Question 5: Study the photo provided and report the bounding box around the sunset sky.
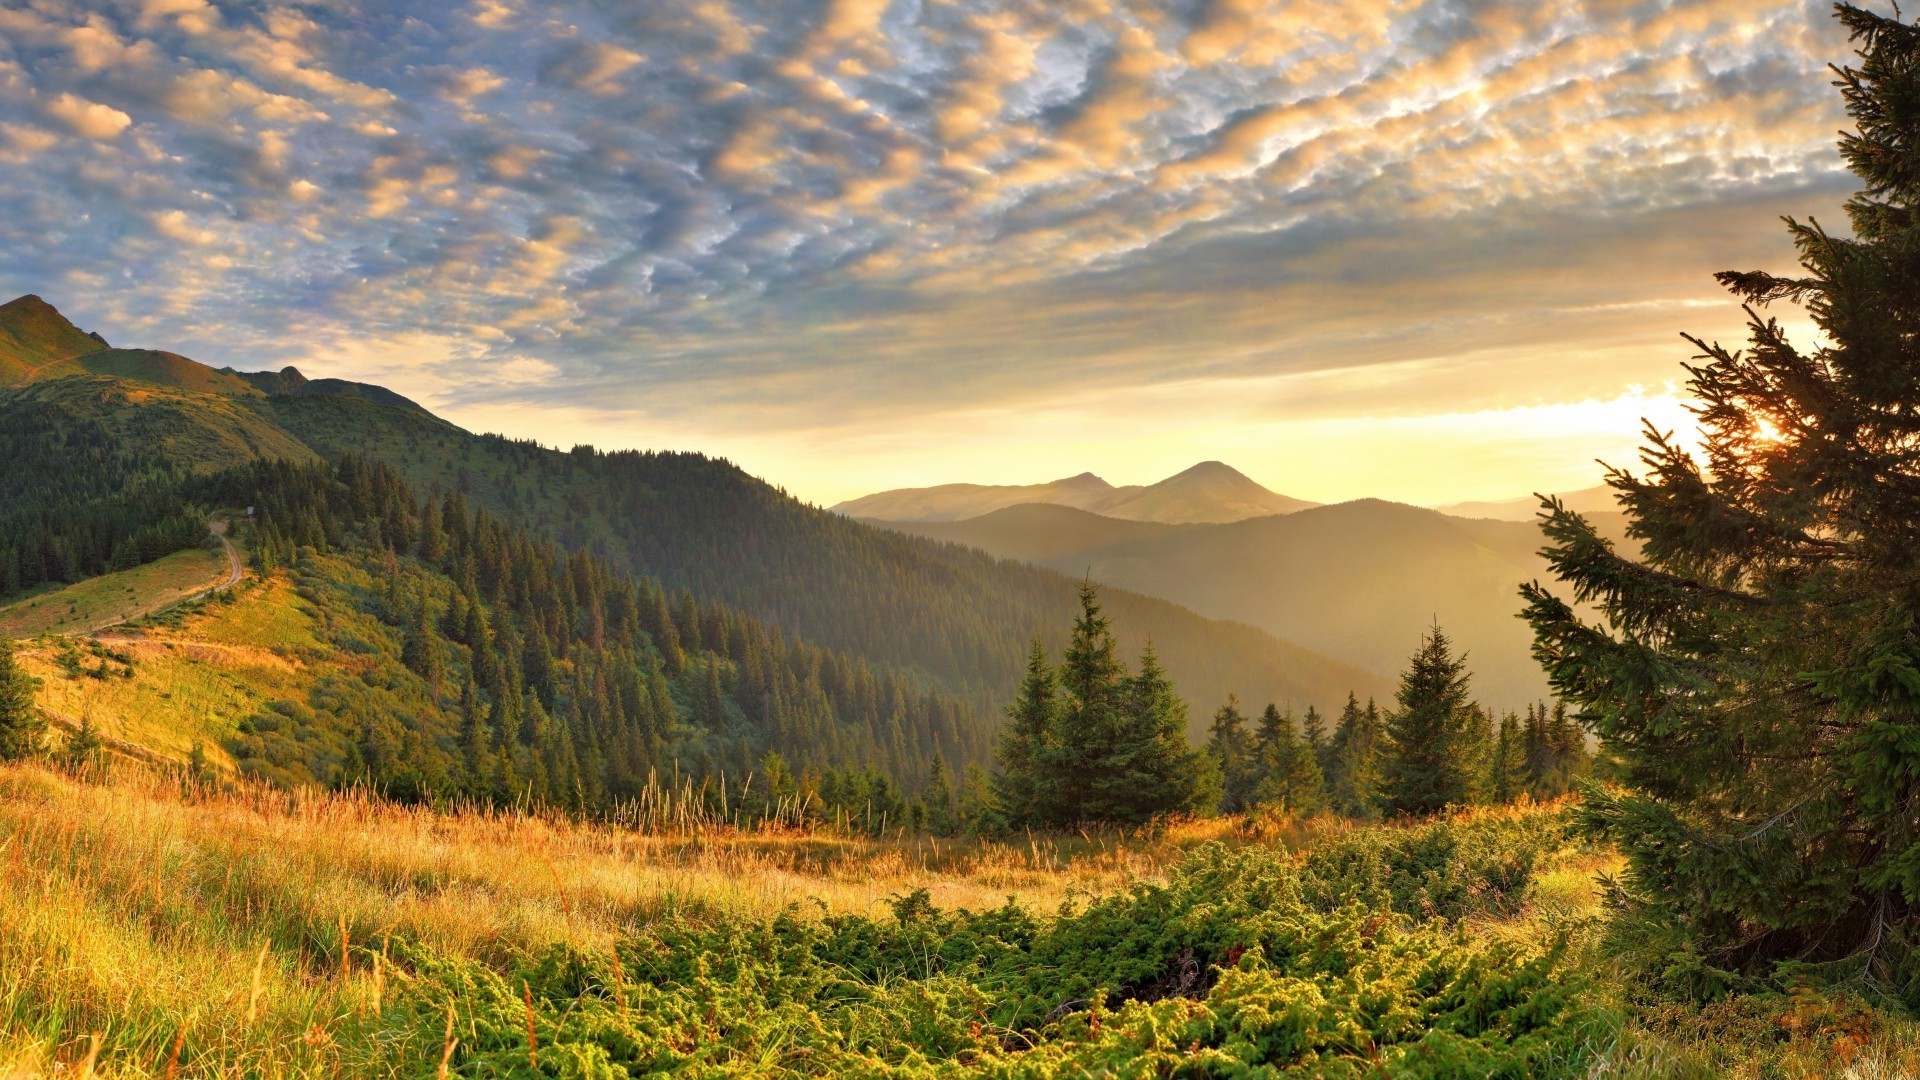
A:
[0,0,1859,506]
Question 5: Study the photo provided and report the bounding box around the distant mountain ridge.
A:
[1436,485,1618,522]
[834,461,1318,524]
[873,499,1640,710]
[0,293,1388,742]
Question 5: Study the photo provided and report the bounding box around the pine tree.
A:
[1488,709,1525,804]
[1106,640,1209,824]
[1381,624,1478,816]
[1522,3,1920,987]
[1206,696,1259,813]
[63,715,103,770]
[1255,703,1324,814]
[1056,583,1126,822]
[1300,705,1330,778]
[991,590,1206,828]
[924,753,957,836]
[0,636,43,761]
[992,640,1058,826]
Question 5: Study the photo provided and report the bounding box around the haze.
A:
[0,0,1851,504]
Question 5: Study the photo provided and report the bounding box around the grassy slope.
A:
[0,768,1904,1078]
[0,377,315,473]
[0,295,105,383]
[0,545,230,637]
[15,573,324,771]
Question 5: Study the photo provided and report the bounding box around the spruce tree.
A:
[1523,3,1920,989]
[0,636,43,761]
[1327,693,1387,818]
[1206,696,1259,813]
[1301,705,1330,779]
[991,640,1059,826]
[1057,583,1126,821]
[1255,703,1324,814]
[991,589,1206,828]
[1488,710,1525,804]
[1382,625,1478,816]
[1103,641,1208,824]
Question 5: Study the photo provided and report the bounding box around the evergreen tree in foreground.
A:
[993,585,1207,827]
[1523,3,1920,995]
[0,637,42,761]
[1382,624,1479,816]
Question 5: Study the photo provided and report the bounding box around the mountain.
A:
[1436,485,1619,521]
[0,294,1386,751]
[833,461,1317,524]
[873,499,1630,709]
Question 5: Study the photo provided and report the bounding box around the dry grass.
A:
[14,578,319,769]
[0,762,1283,1077]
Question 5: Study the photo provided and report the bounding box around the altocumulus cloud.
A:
[0,0,1863,498]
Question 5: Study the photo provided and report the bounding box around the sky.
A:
[0,0,1864,507]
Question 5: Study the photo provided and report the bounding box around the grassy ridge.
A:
[0,545,230,638]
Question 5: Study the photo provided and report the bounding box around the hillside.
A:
[0,295,1385,740]
[880,500,1600,708]
[834,461,1317,524]
[0,294,108,381]
[254,394,1388,722]
[1438,485,1619,521]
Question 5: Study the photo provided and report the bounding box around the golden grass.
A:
[0,761,1282,1077]
[14,578,319,769]
[0,759,1909,1078]
[0,548,230,638]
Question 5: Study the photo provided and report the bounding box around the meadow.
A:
[0,545,231,639]
[0,759,1910,1078]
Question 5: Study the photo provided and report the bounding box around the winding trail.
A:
[79,521,242,635]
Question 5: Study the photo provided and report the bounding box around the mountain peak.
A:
[1,293,111,377]
[1054,471,1113,491]
[1167,460,1248,481]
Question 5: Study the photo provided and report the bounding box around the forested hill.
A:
[264,395,1389,727]
[0,295,1386,743]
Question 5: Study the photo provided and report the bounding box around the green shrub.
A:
[381,834,1611,1077]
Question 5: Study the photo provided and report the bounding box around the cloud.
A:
[43,93,132,140]
[0,0,1866,503]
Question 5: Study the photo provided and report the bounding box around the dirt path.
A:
[208,520,243,592]
[18,352,87,382]
[80,521,241,636]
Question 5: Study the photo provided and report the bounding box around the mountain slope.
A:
[1096,461,1318,523]
[832,472,1124,522]
[1437,485,1618,521]
[0,294,109,380]
[833,461,1316,524]
[1,293,1385,740]
[264,399,1392,727]
[881,500,1577,708]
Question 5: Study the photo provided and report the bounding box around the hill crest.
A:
[833,461,1316,524]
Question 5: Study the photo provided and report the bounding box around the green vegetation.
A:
[0,545,229,637]
[1524,2,1920,1007]
[991,585,1209,828]
[262,393,1386,726]
[0,637,40,760]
